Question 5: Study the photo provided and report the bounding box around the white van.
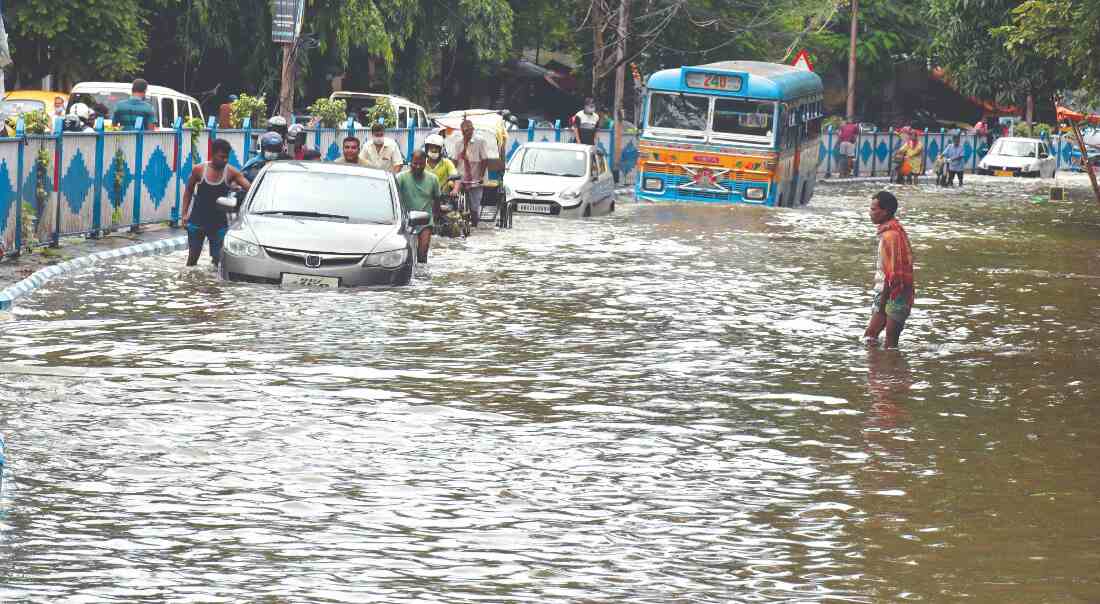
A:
[67,82,204,129]
[328,92,430,129]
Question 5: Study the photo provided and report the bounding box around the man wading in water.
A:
[865,191,914,348]
[181,139,251,267]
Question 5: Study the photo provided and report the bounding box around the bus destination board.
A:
[685,72,743,92]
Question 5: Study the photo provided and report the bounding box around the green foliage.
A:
[928,0,1071,110]
[365,97,397,128]
[21,202,37,248]
[230,94,268,128]
[999,0,1100,103]
[6,0,146,83]
[183,116,205,155]
[110,150,128,223]
[1013,122,1053,138]
[307,98,348,128]
[22,110,53,135]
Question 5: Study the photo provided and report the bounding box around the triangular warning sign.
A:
[792,49,814,72]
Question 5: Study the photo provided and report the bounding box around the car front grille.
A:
[263,247,366,268]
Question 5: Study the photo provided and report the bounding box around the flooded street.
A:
[1,176,1099,602]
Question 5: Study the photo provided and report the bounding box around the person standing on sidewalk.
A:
[571,97,600,145]
[180,139,251,267]
[838,119,859,177]
[864,191,914,348]
[111,79,158,131]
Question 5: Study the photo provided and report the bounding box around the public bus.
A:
[635,61,824,207]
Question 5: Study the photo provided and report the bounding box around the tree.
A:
[998,0,1100,105]
[928,0,1071,123]
[6,0,147,86]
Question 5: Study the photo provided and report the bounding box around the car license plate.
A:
[994,170,1014,177]
[281,273,339,288]
[516,202,552,214]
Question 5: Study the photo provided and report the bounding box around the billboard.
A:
[272,0,304,44]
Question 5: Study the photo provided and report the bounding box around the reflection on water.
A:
[0,176,1099,601]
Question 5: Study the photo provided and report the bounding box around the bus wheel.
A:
[610,199,616,213]
[583,204,592,217]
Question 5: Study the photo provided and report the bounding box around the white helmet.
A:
[424,133,445,148]
[69,102,92,120]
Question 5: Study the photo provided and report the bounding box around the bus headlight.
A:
[643,177,664,192]
[744,186,766,201]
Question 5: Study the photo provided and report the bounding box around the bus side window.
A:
[398,106,408,129]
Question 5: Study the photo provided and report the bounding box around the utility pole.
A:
[612,0,630,154]
[846,0,858,120]
[279,44,294,121]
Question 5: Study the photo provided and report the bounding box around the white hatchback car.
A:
[504,142,616,217]
[977,137,1057,178]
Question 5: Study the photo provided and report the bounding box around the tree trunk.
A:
[846,0,858,120]
[592,0,606,98]
[1026,93,1034,127]
[613,0,630,151]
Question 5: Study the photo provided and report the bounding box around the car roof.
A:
[4,90,68,103]
[264,160,394,179]
[71,82,197,101]
[517,142,592,152]
[997,137,1042,143]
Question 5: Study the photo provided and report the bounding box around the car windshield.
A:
[994,140,1038,158]
[510,148,588,177]
[67,92,132,118]
[647,93,709,132]
[712,98,775,142]
[248,171,395,224]
[0,99,46,117]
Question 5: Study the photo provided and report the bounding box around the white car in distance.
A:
[977,136,1057,178]
[504,142,616,217]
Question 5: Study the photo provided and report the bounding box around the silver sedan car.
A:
[218,161,429,287]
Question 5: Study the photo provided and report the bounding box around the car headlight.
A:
[560,187,582,200]
[366,248,408,269]
[744,186,766,201]
[643,177,663,191]
[224,233,260,257]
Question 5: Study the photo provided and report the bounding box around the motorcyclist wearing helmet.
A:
[240,131,289,182]
[267,115,289,140]
[63,103,95,133]
[287,123,308,159]
[68,103,96,131]
[424,133,457,194]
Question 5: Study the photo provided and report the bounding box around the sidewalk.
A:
[0,225,185,292]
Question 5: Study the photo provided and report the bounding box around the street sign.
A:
[272,0,304,44]
[791,49,814,72]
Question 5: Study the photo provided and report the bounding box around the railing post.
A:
[13,116,25,256]
[206,116,218,161]
[171,116,183,227]
[314,122,322,151]
[554,120,561,142]
[91,117,105,237]
[971,133,979,173]
[406,126,415,166]
[242,117,253,160]
[132,117,145,231]
[825,125,833,177]
[346,117,355,139]
[528,121,535,142]
[51,117,63,247]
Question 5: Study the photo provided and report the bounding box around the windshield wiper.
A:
[522,170,574,177]
[254,210,349,220]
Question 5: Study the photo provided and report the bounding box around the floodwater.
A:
[1,176,1099,602]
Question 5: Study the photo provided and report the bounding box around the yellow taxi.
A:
[2,90,68,119]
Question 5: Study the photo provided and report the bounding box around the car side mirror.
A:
[408,210,430,227]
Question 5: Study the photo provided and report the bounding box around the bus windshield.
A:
[712,98,775,143]
[647,93,709,134]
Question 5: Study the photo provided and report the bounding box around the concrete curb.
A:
[0,236,188,311]
[820,176,893,184]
